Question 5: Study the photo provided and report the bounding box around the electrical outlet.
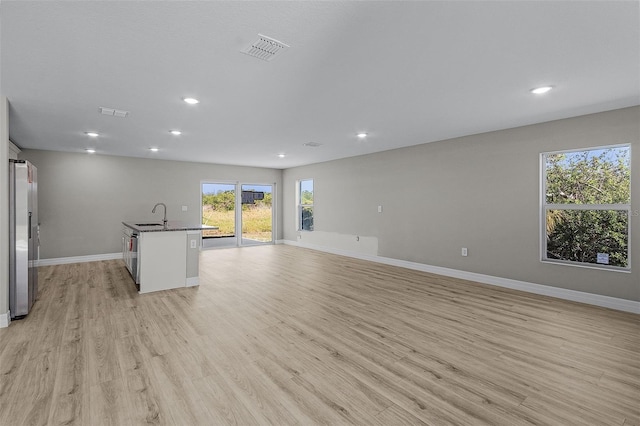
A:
[190,240,197,249]
[182,205,188,212]
[461,247,468,257]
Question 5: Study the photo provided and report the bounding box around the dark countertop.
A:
[122,221,217,233]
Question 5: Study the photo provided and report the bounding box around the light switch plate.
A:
[182,205,188,211]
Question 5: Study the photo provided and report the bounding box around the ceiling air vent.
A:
[99,107,129,118]
[303,142,322,148]
[241,34,289,61]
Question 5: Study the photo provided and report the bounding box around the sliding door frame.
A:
[201,180,276,249]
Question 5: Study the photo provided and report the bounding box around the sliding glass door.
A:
[201,183,237,248]
[241,184,273,245]
[201,182,274,248]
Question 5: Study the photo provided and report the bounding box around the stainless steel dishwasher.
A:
[122,227,140,289]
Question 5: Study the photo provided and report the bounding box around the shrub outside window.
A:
[541,145,631,270]
[298,179,314,231]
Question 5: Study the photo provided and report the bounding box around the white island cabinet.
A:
[122,222,205,294]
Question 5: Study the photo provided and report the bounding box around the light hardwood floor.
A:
[1,245,638,425]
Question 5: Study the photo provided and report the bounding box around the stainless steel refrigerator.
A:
[9,159,39,319]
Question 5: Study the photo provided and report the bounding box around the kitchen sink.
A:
[135,223,163,227]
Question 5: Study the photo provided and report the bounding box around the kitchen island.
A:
[122,221,211,294]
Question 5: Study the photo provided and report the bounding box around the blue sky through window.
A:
[547,146,630,167]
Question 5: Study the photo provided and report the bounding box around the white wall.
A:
[283,106,640,302]
[18,150,283,260]
[0,97,10,325]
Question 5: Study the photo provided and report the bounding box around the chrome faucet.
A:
[152,202,168,227]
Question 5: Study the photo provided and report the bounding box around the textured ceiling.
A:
[1,1,639,169]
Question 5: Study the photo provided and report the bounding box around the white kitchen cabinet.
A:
[138,231,188,294]
[122,222,206,294]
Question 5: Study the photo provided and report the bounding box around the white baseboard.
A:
[283,240,640,314]
[38,252,123,266]
[0,311,10,328]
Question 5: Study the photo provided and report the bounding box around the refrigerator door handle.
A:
[28,212,32,239]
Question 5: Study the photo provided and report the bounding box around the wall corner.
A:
[0,96,10,318]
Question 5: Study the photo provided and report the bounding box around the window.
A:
[201,182,274,248]
[298,179,314,231]
[541,145,631,270]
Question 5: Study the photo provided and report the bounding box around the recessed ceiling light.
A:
[183,97,199,104]
[357,132,368,138]
[149,147,159,152]
[85,149,96,154]
[85,132,99,137]
[169,130,182,135]
[531,86,553,95]
[278,153,286,158]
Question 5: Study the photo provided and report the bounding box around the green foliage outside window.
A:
[202,190,272,239]
[202,190,272,212]
[299,180,314,231]
[301,190,313,205]
[544,146,630,268]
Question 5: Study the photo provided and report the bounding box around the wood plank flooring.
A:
[0,245,638,425]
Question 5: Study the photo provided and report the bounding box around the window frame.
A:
[540,144,632,272]
[297,178,314,232]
